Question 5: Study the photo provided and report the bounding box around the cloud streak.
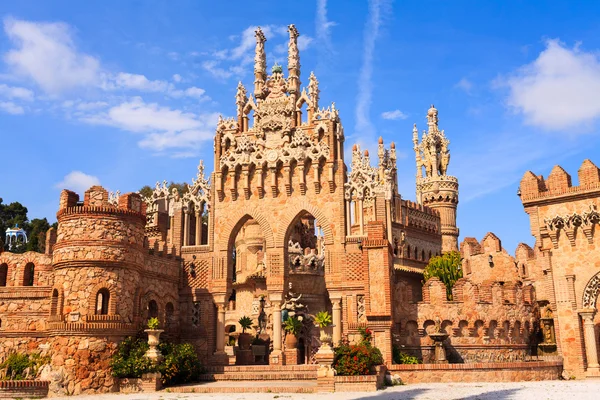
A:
[354,0,389,139]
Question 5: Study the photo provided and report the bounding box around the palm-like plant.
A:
[238,316,253,333]
[283,317,303,336]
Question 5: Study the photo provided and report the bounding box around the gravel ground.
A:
[51,380,600,400]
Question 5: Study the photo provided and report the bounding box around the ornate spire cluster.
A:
[183,160,211,211]
[413,105,451,180]
[254,27,267,96]
[345,140,396,202]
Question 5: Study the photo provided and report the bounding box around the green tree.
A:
[25,218,51,253]
[138,185,153,198]
[423,251,463,300]
[0,198,54,253]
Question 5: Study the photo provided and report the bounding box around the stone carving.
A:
[108,191,120,206]
[288,240,325,273]
[183,160,211,212]
[544,204,599,247]
[281,283,308,321]
[345,145,386,202]
[357,295,366,323]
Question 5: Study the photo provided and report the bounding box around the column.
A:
[215,304,226,354]
[183,210,190,246]
[273,305,282,352]
[580,310,600,373]
[358,199,364,235]
[332,299,342,345]
[169,216,174,246]
[385,200,392,244]
[195,209,202,246]
[345,200,352,236]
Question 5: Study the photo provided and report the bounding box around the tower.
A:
[413,105,459,252]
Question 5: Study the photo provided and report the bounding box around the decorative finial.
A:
[272,63,283,74]
[378,136,384,145]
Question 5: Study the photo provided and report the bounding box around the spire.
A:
[254,27,267,97]
[235,81,247,125]
[427,104,439,133]
[287,24,300,94]
[308,71,320,110]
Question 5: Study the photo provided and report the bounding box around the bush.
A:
[158,342,204,386]
[333,330,383,376]
[392,346,421,364]
[110,337,155,378]
[110,336,204,387]
[0,352,50,380]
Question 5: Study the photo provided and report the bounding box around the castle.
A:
[0,25,599,394]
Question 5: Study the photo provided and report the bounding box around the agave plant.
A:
[314,311,332,328]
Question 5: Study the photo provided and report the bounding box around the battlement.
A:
[421,277,535,306]
[520,159,600,203]
[403,200,439,216]
[57,186,146,221]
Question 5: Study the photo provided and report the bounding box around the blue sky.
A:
[1,0,600,253]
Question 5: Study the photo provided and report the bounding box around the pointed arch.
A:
[275,201,334,246]
[218,206,275,250]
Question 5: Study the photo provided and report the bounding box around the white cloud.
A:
[81,97,219,152]
[455,78,473,94]
[0,101,24,114]
[172,74,182,82]
[3,17,101,94]
[381,110,408,120]
[503,39,600,130]
[110,72,170,92]
[55,171,100,194]
[0,83,34,101]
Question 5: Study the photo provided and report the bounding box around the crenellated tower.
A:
[413,105,459,252]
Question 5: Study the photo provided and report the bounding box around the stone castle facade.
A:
[0,25,599,394]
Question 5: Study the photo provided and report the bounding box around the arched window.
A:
[414,247,418,259]
[165,302,174,329]
[148,300,159,319]
[0,264,7,286]
[421,250,425,261]
[95,288,110,315]
[521,263,527,277]
[23,263,35,286]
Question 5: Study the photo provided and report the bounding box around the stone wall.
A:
[388,360,562,383]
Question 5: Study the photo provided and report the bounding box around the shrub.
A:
[110,336,155,378]
[0,352,50,380]
[392,346,421,364]
[158,343,204,386]
[333,341,383,376]
[110,336,204,387]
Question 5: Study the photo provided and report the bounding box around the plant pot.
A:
[144,329,164,346]
[238,332,252,350]
[144,329,164,363]
[285,334,298,349]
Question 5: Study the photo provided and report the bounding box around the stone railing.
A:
[0,380,49,399]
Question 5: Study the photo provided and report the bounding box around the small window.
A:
[51,289,59,315]
[96,288,110,315]
[0,264,7,286]
[23,263,35,286]
[165,302,175,329]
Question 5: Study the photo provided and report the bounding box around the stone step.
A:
[168,380,318,394]
[205,364,318,373]
[199,371,317,381]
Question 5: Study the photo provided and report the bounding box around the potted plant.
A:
[238,316,253,350]
[144,317,164,363]
[283,316,303,348]
[314,311,333,345]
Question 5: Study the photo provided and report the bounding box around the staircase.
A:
[168,365,319,393]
